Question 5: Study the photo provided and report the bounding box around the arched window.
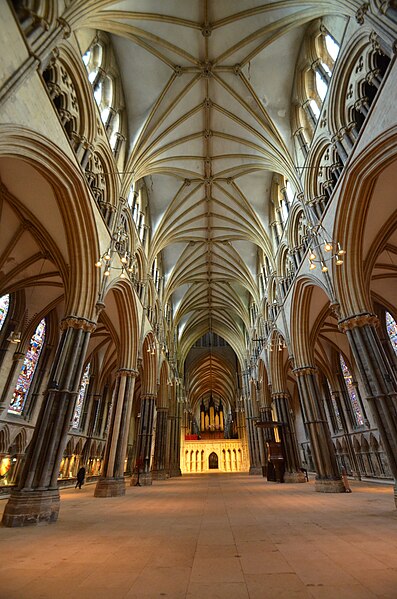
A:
[0,294,10,332]
[8,319,46,415]
[72,363,90,430]
[385,311,397,356]
[339,354,364,426]
[325,34,339,62]
[82,41,121,152]
[82,43,103,84]
[315,70,327,101]
[309,98,320,120]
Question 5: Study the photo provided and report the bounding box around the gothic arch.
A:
[0,126,99,319]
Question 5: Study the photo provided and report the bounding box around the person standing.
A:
[75,466,86,489]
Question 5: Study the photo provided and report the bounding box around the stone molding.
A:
[116,368,139,379]
[292,366,317,377]
[60,316,96,333]
[338,312,379,332]
[271,392,290,401]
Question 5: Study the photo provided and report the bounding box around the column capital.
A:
[338,312,379,332]
[116,368,139,379]
[293,365,317,377]
[60,316,96,333]
[141,394,157,401]
[271,391,290,401]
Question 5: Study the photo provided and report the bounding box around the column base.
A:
[314,477,345,493]
[2,488,60,527]
[152,470,168,480]
[284,471,307,483]
[94,477,125,497]
[249,466,263,475]
[139,472,153,486]
[169,467,182,477]
[130,472,153,486]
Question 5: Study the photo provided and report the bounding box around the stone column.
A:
[168,403,182,477]
[272,392,306,483]
[340,313,397,506]
[244,397,262,474]
[152,407,169,480]
[95,369,138,497]
[133,394,156,486]
[258,406,274,476]
[2,316,95,527]
[294,366,344,493]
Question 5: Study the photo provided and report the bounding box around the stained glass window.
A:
[339,354,364,426]
[8,319,46,415]
[386,311,397,356]
[72,363,90,429]
[0,294,10,332]
[326,380,343,430]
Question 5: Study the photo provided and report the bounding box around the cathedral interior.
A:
[1,0,397,596]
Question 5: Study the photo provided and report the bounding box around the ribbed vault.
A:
[65,0,356,391]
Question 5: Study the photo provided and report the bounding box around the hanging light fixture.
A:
[306,221,346,272]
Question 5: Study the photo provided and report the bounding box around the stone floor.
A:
[1,474,397,598]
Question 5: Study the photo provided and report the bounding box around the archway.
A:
[209,452,218,470]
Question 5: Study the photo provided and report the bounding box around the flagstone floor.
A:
[1,474,397,598]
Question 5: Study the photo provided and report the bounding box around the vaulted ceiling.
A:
[70,0,349,362]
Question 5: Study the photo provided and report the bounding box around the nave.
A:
[1,474,397,599]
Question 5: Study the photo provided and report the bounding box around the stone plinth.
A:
[152,471,168,480]
[284,471,307,483]
[168,467,182,478]
[94,477,125,497]
[2,488,60,527]
[139,472,153,486]
[249,466,263,475]
[315,477,345,493]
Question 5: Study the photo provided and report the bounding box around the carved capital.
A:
[338,312,379,332]
[60,316,96,333]
[271,391,290,401]
[293,365,317,377]
[141,394,157,401]
[117,368,139,378]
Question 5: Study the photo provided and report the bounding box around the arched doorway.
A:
[209,452,218,469]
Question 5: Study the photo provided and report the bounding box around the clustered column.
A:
[2,316,95,527]
[95,368,138,497]
[340,313,397,506]
[133,394,157,486]
[152,406,169,480]
[244,396,262,474]
[272,392,306,483]
[294,366,344,492]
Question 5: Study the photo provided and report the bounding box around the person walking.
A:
[75,466,86,489]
